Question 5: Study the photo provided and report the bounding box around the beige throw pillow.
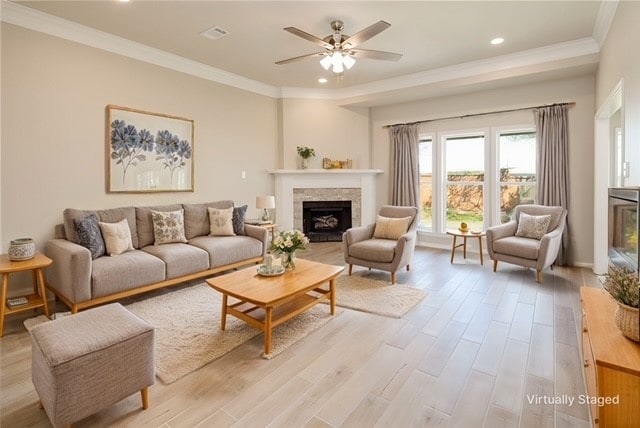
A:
[515,212,552,240]
[151,209,187,245]
[208,207,235,236]
[373,215,412,240]
[99,218,135,256]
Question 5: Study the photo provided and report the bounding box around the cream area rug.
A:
[332,274,427,318]
[24,283,339,385]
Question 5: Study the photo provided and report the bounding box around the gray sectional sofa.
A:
[44,200,267,313]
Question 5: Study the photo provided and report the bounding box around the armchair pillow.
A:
[208,207,235,236]
[515,213,552,240]
[74,214,106,260]
[99,219,135,256]
[373,215,412,240]
[151,209,188,245]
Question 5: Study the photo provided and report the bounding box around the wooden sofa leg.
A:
[493,260,498,272]
[391,272,397,284]
[536,270,542,283]
[141,387,149,410]
[348,264,353,276]
[406,264,410,271]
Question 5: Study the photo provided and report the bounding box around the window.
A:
[417,126,536,233]
[498,131,536,222]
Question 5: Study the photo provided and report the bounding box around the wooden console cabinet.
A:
[581,287,640,426]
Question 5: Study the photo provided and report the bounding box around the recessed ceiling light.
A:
[318,78,328,84]
[491,37,504,45]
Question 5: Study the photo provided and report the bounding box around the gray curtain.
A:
[389,124,419,207]
[535,104,570,265]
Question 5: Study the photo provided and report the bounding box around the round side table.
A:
[0,252,52,336]
[446,229,486,265]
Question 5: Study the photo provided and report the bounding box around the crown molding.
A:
[1,1,600,103]
[592,0,619,46]
[0,0,280,98]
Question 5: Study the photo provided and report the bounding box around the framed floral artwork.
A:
[106,105,194,193]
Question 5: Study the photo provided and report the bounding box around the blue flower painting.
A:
[107,106,194,192]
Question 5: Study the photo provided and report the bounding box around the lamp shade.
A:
[256,195,275,209]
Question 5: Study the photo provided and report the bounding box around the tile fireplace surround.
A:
[268,169,383,231]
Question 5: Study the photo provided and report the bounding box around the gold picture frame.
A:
[106,105,194,193]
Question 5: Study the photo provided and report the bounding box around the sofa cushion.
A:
[183,201,234,239]
[99,219,135,256]
[64,208,99,245]
[493,236,540,260]
[208,207,235,236]
[135,204,184,248]
[97,207,139,249]
[151,209,188,245]
[348,239,397,263]
[74,214,106,259]
[142,243,210,279]
[91,250,165,298]
[515,213,551,240]
[189,236,262,268]
[233,205,248,235]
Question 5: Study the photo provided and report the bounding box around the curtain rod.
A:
[383,102,576,128]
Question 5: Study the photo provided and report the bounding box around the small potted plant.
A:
[296,146,315,169]
[604,264,640,342]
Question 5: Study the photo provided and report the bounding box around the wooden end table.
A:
[206,259,343,355]
[0,252,52,336]
[446,229,486,265]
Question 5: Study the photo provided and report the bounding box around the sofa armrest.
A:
[44,239,92,304]
[343,224,376,246]
[486,221,518,242]
[244,224,269,256]
[537,228,564,270]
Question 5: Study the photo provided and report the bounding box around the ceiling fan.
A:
[275,20,402,74]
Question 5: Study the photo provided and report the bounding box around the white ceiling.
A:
[8,1,610,104]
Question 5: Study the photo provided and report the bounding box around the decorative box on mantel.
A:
[268,169,383,231]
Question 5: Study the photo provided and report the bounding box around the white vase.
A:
[301,158,309,169]
[8,238,36,261]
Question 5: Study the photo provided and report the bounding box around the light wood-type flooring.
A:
[1,243,600,427]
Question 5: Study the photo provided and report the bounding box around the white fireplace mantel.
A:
[268,169,383,230]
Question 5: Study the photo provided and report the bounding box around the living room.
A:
[1,1,639,427]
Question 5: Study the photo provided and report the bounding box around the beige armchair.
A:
[343,205,418,284]
[486,204,567,283]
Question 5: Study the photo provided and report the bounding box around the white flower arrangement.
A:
[270,229,310,254]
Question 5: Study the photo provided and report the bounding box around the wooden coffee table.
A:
[206,258,344,355]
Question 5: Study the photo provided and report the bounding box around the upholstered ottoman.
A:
[30,303,155,428]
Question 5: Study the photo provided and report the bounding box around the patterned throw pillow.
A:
[99,219,135,256]
[373,215,412,240]
[515,213,552,240]
[74,214,106,259]
[151,209,188,245]
[208,207,235,236]
[232,205,248,235]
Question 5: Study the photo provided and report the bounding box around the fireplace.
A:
[303,201,352,242]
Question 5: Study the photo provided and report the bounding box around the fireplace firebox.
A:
[303,201,352,242]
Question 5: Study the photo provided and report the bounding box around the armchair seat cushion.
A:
[492,236,540,260]
[349,239,397,263]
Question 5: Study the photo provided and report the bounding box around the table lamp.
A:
[256,195,275,222]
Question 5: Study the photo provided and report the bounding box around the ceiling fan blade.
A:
[341,20,391,48]
[351,48,402,61]
[275,52,325,65]
[283,27,333,49]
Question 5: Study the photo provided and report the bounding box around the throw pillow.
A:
[232,205,248,235]
[151,209,188,245]
[99,219,135,256]
[373,215,412,240]
[208,207,235,236]
[515,212,552,240]
[74,214,106,259]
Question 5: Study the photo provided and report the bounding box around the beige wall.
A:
[279,98,370,169]
[1,24,278,259]
[596,1,640,186]
[370,75,596,266]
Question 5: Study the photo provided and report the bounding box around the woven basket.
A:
[614,303,640,342]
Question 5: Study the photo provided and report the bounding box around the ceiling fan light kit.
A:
[276,19,402,75]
